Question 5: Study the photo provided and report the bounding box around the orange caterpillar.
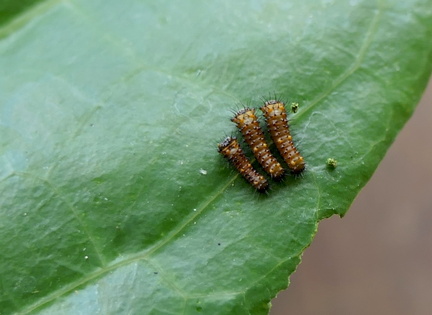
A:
[231,108,284,180]
[218,136,269,192]
[260,100,305,174]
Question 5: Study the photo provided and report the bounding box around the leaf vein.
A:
[295,1,384,121]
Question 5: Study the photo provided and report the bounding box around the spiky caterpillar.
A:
[231,108,284,179]
[218,136,269,192]
[260,100,305,174]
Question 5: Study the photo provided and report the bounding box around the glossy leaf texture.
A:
[1,0,431,314]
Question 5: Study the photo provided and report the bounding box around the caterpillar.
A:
[218,136,269,192]
[260,100,305,174]
[231,108,285,180]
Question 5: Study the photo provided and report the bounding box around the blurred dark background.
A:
[271,78,432,315]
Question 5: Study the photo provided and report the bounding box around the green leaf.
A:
[1,0,431,314]
[0,0,44,27]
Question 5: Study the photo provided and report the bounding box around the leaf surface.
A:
[1,0,431,314]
